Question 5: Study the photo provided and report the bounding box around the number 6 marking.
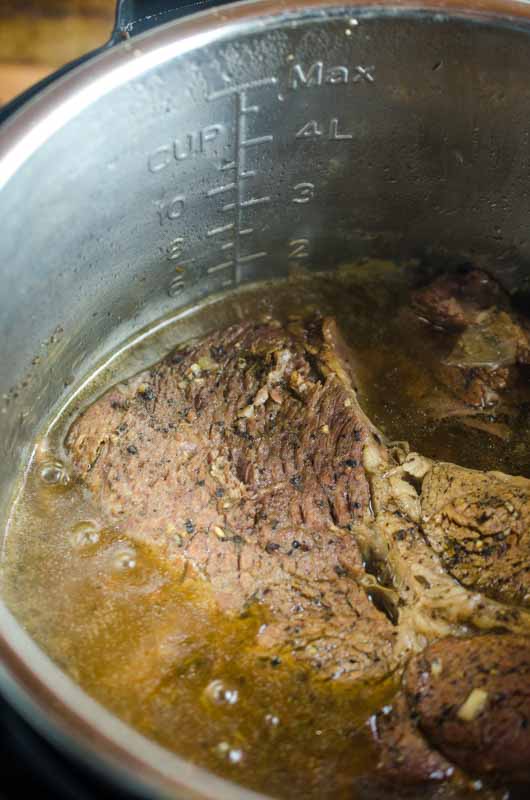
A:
[169,267,186,297]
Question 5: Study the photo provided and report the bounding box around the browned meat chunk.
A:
[370,692,456,785]
[438,308,529,408]
[371,635,530,787]
[412,268,504,331]
[362,449,530,639]
[436,363,510,410]
[67,317,397,683]
[406,635,530,783]
[420,462,530,608]
[412,269,529,409]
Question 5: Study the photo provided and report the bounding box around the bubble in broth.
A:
[39,460,70,487]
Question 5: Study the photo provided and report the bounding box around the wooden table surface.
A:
[0,1,116,106]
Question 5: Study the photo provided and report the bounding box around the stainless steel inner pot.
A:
[1,1,530,796]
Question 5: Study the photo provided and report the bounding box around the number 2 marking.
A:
[289,239,310,259]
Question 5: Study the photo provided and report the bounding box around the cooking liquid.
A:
[2,261,529,799]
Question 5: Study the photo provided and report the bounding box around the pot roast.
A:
[65,295,530,793]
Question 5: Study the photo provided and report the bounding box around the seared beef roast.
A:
[66,313,530,791]
[67,317,397,683]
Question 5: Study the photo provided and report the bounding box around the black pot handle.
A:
[0,0,235,124]
[114,0,238,38]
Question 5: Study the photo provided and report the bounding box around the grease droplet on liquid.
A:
[40,460,70,486]
[114,546,137,571]
[71,521,100,549]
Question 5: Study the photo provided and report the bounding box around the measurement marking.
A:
[241,196,270,208]
[207,79,275,282]
[222,195,271,213]
[241,135,273,148]
[207,183,236,197]
[208,260,234,274]
[207,223,234,237]
[232,88,244,278]
[207,77,277,101]
[169,276,185,297]
[239,251,267,263]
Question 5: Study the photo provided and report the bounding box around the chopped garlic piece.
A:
[457,688,488,722]
[254,386,269,406]
[213,526,226,540]
[403,452,431,480]
[389,475,421,522]
[431,658,443,677]
[363,443,382,472]
[197,356,218,371]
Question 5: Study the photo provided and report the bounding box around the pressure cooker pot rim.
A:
[2,1,530,798]
[2,0,530,189]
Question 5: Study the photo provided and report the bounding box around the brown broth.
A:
[2,261,529,798]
